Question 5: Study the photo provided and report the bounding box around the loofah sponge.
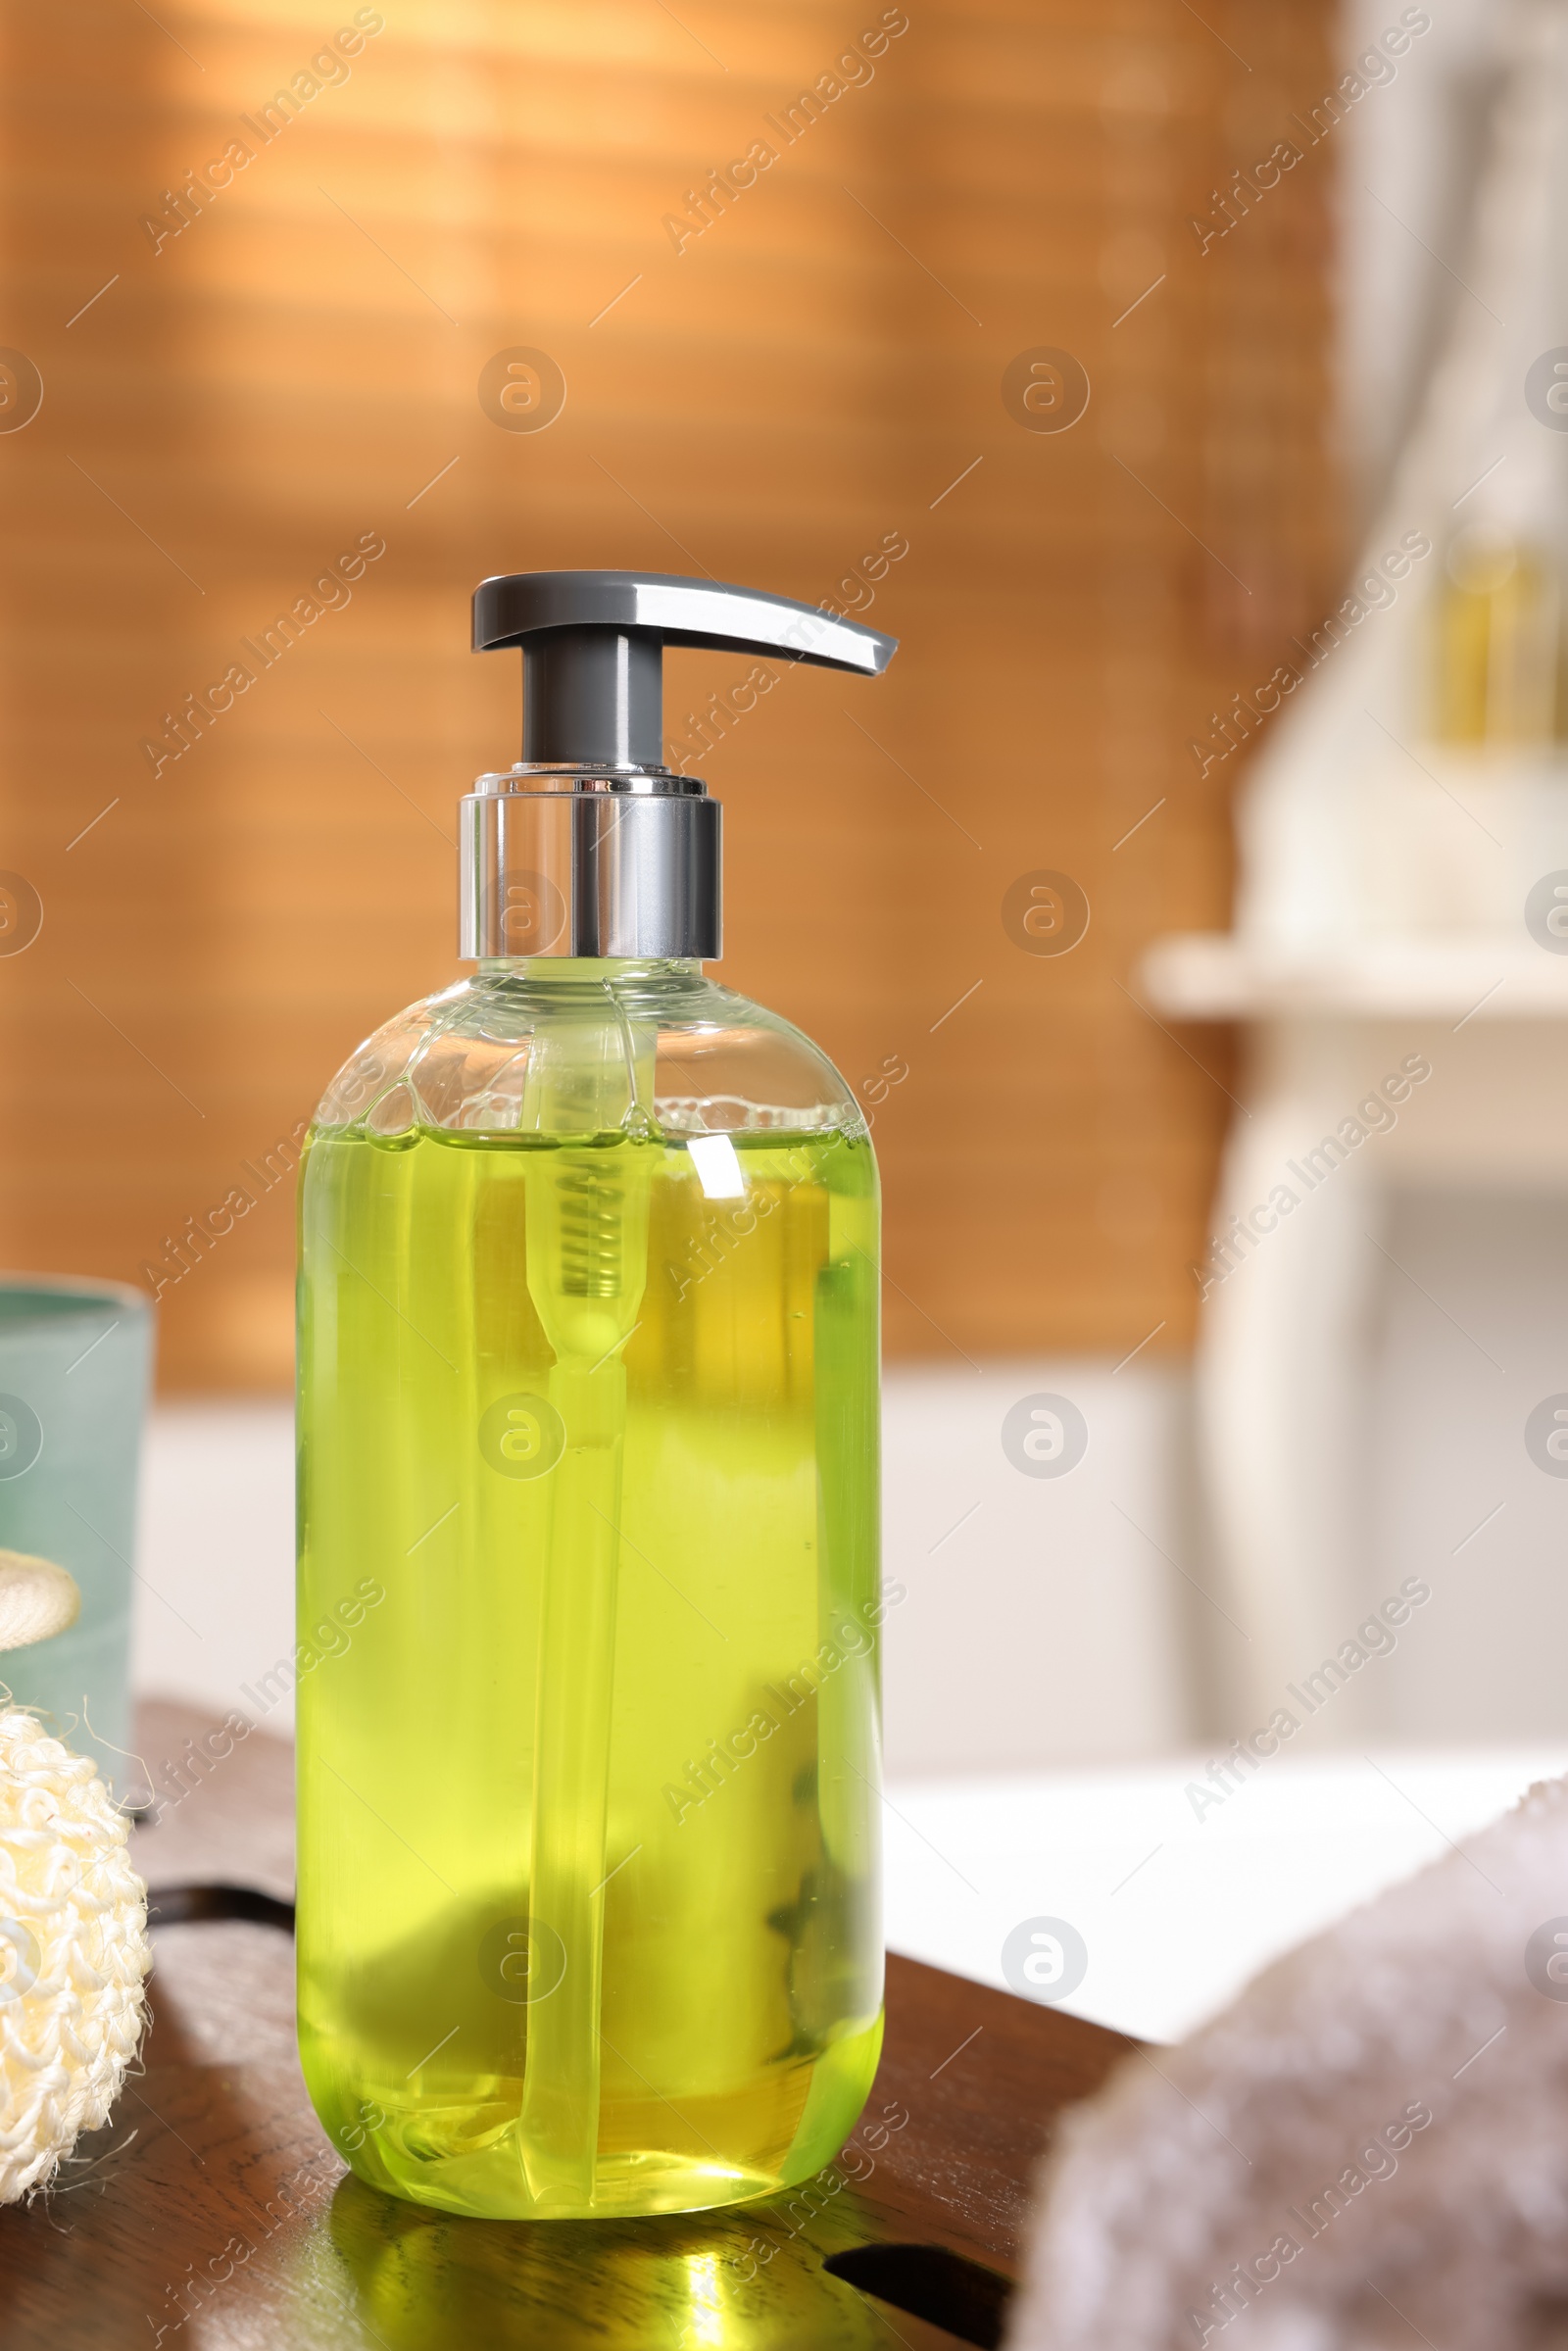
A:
[0,1552,149,2203]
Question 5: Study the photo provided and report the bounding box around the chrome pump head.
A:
[462,570,898,960]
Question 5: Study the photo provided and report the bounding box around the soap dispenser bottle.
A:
[296,571,896,2221]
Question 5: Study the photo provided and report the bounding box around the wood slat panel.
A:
[0,0,1341,1388]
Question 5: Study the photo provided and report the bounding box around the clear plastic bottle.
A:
[295,566,896,2222]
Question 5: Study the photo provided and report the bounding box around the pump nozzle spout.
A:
[473,568,898,770]
[463,570,899,961]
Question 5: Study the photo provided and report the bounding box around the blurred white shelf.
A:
[1143,934,1568,1021]
[884,1748,1568,2045]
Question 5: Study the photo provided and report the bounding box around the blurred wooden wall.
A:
[0,0,1341,1389]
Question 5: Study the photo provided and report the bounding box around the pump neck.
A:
[460,768,720,960]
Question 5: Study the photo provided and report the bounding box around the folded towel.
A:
[1008,1775,1568,2350]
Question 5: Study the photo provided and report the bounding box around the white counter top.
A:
[885,1748,1568,2043]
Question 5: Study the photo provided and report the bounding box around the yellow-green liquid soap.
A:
[296,967,884,2221]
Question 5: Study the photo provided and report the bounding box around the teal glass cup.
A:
[0,1278,154,1789]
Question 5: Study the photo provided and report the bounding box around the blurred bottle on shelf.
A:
[1436,527,1564,745]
